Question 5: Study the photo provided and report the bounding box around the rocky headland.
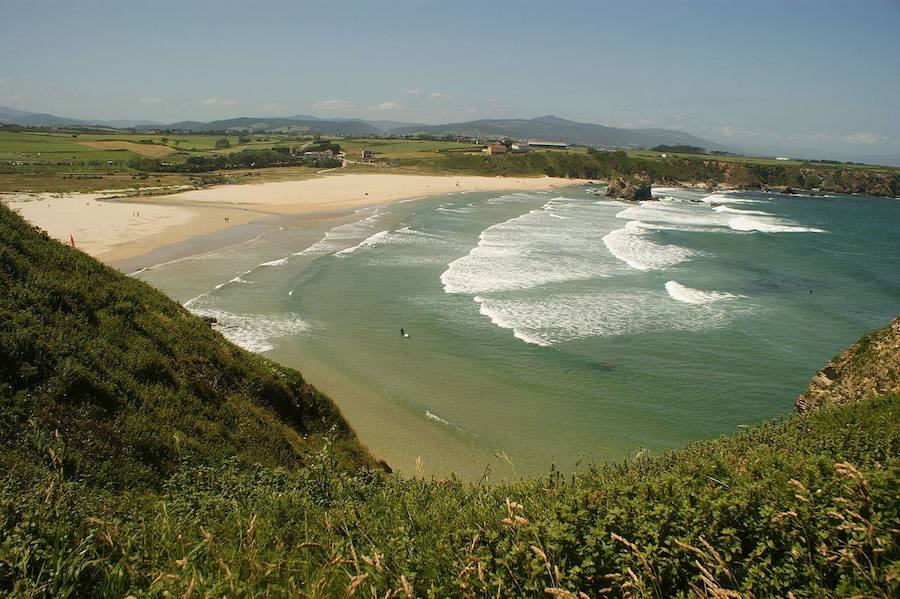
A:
[796,316,900,412]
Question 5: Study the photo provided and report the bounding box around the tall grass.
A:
[2,395,896,597]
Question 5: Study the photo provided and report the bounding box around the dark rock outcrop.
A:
[796,317,900,412]
[606,176,653,201]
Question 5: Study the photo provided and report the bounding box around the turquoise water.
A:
[136,186,900,478]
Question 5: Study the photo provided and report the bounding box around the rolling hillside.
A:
[392,114,727,150]
[0,106,724,150]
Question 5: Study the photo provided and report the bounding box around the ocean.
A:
[135,186,900,478]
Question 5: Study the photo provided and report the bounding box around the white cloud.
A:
[428,92,449,100]
[842,132,889,144]
[313,98,353,109]
[403,88,422,95]
[376,101,403,111]
[200,98,238,106]
[717,126,891,146]
[137,96,164,104]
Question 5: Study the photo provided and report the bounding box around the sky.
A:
[1,0,899,160]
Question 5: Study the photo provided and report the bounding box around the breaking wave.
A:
[441,197,621,295]
[188,308,309,353]
[665,280,740,304]
[602,221,698,271]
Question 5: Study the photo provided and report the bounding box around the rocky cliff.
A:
[714,162,900,197]
[796,316,900,412]
[606,176,653,201]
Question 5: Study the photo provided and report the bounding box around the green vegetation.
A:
[650,144,706,154]
[129,146,341,173]
[0,128,334,192]
[2,127,899,196]
[0,202,898,596]
[0,204,370,490]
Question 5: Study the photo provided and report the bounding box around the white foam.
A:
[485,192,546,205]
[212,272,253,290]
[441,198,624,295]
[294,207,385,256]
[602,221,698,271]
[700,194,760,205]
[475,295,552,346]
[189,308,309,353]
[425,410,451,425]
[727,216,825,233]
[259,257,289,267]
[473,290,742,346]
[616,200,825,235]
[665,280,740,304]
[712,205,772,216]
[334,230,392,257]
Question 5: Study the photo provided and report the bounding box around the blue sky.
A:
[1,0,899,160]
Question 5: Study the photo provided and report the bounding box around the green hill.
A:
[0,204,371,490]
[0,203,897,597]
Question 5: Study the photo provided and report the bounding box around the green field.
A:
[1,128,898,196]
[625,148,899,172]
[339,137,480,158]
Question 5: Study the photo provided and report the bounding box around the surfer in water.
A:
[400,328,409,338]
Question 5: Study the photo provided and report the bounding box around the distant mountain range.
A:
[0,105,725,151]
[390,115,727,150]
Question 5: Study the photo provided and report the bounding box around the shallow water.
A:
[136,186,900,478]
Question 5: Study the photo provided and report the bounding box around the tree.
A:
[238,135,251,144]
[215,138,231,149]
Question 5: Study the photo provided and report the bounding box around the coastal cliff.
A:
[796,316,900,412]
[581,148,900,198]
[716,162,900,197]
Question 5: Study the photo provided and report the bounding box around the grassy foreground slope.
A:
[0,203,371,490]
[0,203,897,596]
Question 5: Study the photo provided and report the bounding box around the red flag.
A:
[69,234,76,248]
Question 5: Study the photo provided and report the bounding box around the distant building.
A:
[303,149,334,159]
[660,153,667,158]
[361,148,375,161]
[528,140,568,149]
[775,156,790,161]
[484,143,508,155]
[510,143,530,153]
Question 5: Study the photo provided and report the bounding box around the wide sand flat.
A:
[159,173,579,212]
[2,174,582,265]
[3,192,258,263]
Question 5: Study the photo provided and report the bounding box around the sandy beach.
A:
[2,174,582,265]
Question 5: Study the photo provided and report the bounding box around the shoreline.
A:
[1,173,586,270]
